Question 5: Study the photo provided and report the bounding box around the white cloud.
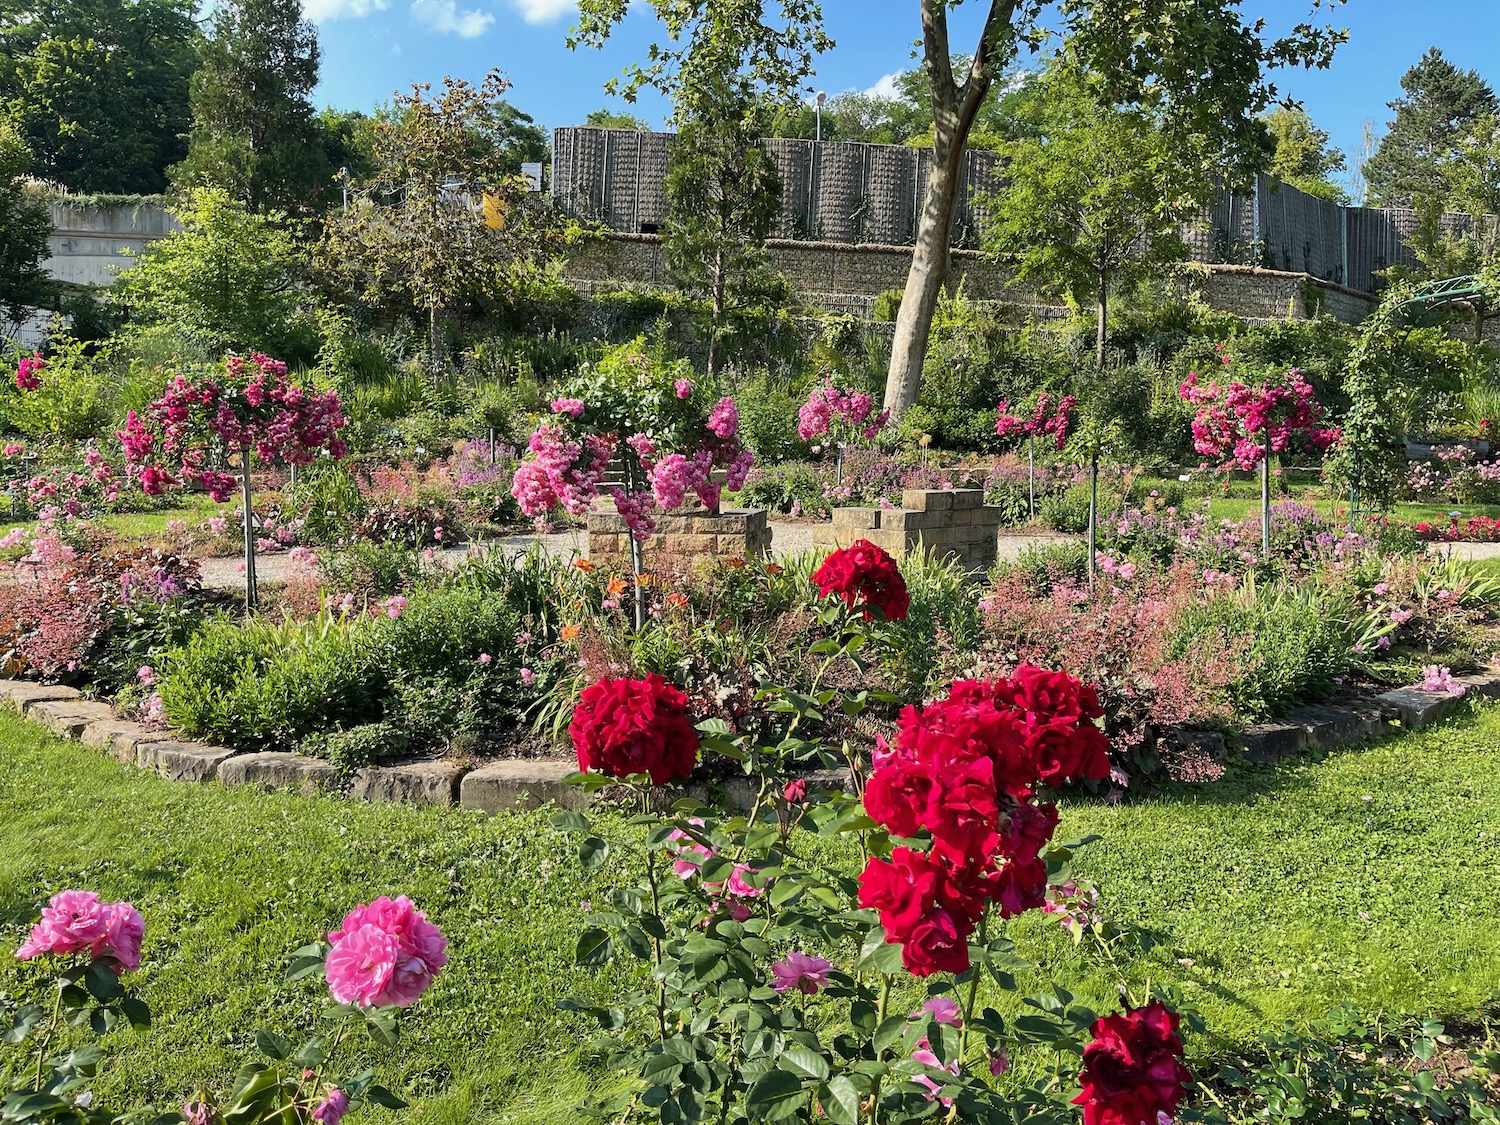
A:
[512,0,574,22]
[302,0,387,21]
[411,0,493,36]
[864,73,901,101]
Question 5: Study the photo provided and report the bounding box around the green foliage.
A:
[731,460,825,514]
[171,0,328,212]
[734,371,811,463]
[994,540,1090,593]
[0,0,194,195]
[1261,106,1348,203]
[1,330,116,439]
[1363,47,1499,208]
[872,289,904,323]
[111,187,318,361]
[0,124,50,327]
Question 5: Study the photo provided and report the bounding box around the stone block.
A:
[80,719,169,757]
[951,490,984,509]
[1285,704,1386,749]
[351,761,468,806]
[138,740,239,783]
[977,507,1006,528]
[1457,671,1500,699]
[879,510,915,532]
[902,489,953,512]
[460,759,588,814]
[1376,688,1467,729]
[28,700,118,740]
[587,511,628,535]
[832,507,880,530]
[0,681,80,712]
[715,512,749,534]
[218,752,336,794]
[1232,722,1307,763]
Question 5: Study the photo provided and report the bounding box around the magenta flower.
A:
[380,595,407,619]
[15,891,143,969]
[665,818,715,878]
[674,379,692,400]
[914,996,964,1026]
[312,1088,349,1125]
[325,896,447,1008]
[769,951,834,994]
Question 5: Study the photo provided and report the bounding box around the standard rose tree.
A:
[1180,353,1338,556]
[797,374,891,494]
[995,390,1077,518]
[117,352,348,609]
[511,339,753,629]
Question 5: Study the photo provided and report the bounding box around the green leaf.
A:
[253,1029,291,1060]
[83,960,123,1002]
[872,1016,909,1058]
[818,1076,862,1125]
[364,1085,407,1110]
[575,927,614,966]
[549,810,592,833]
[118,995,152,1030]
[779,1046,830,1082]
[745,1068,806,1122]
[857,929,904,974]
[578,836,610,868]
[365,1007,399,1047]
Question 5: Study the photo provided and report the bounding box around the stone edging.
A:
[5,669,1498,815]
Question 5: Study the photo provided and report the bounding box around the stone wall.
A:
[812,488,1003,575]
[587,499,772,564]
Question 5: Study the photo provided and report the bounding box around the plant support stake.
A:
[241,449,258,611]
[1261,455,1271,560]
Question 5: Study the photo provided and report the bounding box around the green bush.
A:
[1038,486,1092,534]
[735,370,812,463]
[872,288,904,322]
[2,332,117,440]
[733,461,827,515]
[994,540,1089,593]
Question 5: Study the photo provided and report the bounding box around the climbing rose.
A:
[570,673,699,784]
[15,890,144,970]
[811,539,910,622]
[769,952,834,994]
[325,895,447,1008]
[1073,1002,1192,1125]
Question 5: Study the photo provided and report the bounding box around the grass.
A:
[1129,476,1500,529]
[4,707,1500,1120]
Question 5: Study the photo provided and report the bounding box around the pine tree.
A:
[171,0,329,213]
[1264,107,1348,203]
[1363,47,1498,208]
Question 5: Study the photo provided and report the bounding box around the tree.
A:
[317,72,571,371]
[0,0,195,194]
[0,123,51,337]
[986,70,1199,371]
[111,187,314,359]
[171,0,329,213]
[586,108,652,130]
[663,77,783,378]
[1264,106,1347,202]
[1362,47,1498,208]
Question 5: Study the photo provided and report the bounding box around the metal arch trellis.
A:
[1344,273,1498,528]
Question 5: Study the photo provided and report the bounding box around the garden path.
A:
[193,523,1080,590]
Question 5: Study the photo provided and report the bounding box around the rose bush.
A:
[811,539,911,622]
[570,672,701,784]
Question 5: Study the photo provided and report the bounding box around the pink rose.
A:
[15,890,106,960]
[325,896,447,1008]
[312,1089,348,1125]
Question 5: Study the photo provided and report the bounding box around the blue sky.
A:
[311,0,1500,189]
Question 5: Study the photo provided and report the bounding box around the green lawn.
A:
[1129,476,1500,527]
[3,707,1500,1120]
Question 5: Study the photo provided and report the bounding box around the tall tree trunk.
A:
[883,0,1018,419]
[1095,270,1108,373]
[429,303,441,374]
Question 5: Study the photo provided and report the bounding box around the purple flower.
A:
[769,951,834,994]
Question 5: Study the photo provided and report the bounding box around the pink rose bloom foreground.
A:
[769,951,834,994]
[325,895,448,1008]
[15,889,144,970]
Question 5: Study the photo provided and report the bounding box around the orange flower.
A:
[606,576,627,596]
[560,624,580,641]
[722,557,746,571]
[573,558,594,572]
[764,563,785,577]
[666,592,689,611]
[636,572,654,588]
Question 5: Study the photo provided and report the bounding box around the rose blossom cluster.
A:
[1179,364,1338,471]
[570,672,700,784]
[811,540,910,622]
[797,377,890,443]
[995,391,1077,451]
[1073,1001,1191,1125]
[118,354,348,502]
[325,895,448,1008]
[512,390,753,539]
[857,667,1111,975]
[14,352,44,391]
[15,889,145,971]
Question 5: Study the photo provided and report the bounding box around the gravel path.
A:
[198,523,1489,591]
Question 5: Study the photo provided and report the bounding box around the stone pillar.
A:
[811,488,1002,575]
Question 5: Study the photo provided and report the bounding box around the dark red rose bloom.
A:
[811,539,910,622]
[858,849,988,976]
[863,758,935,839]
[1073,1002,1192,1125]
[569,673,699,785]
[857,848,943,936]
[899,908,970,976]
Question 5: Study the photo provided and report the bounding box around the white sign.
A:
[521,163,544,192]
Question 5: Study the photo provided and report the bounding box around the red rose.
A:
[569,673,699,785]
[1072,1002,1192,1125]
[811,540,910,622]
[857,848,943,936]
[898,908,970,976]
[863,759,935,839]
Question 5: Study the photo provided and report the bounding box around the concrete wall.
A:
[42,200,178,287]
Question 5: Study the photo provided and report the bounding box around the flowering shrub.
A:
[14,351,44,391]
[995,390,1076,451]
[796,375,889,444]
[1179,357,1337,471]
[511,340,753,539]
[1412,514,1500,542]
[570,673,700,784]
[811,540,911,622]
[118,353,348,502]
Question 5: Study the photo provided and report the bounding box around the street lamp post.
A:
[339,166,349,212]
[815,91,826,142]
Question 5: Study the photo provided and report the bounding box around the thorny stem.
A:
[644,849,668,1039]
[866,973,892,1124]
[957,911,989,1066]
[307,1018,352,1106]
